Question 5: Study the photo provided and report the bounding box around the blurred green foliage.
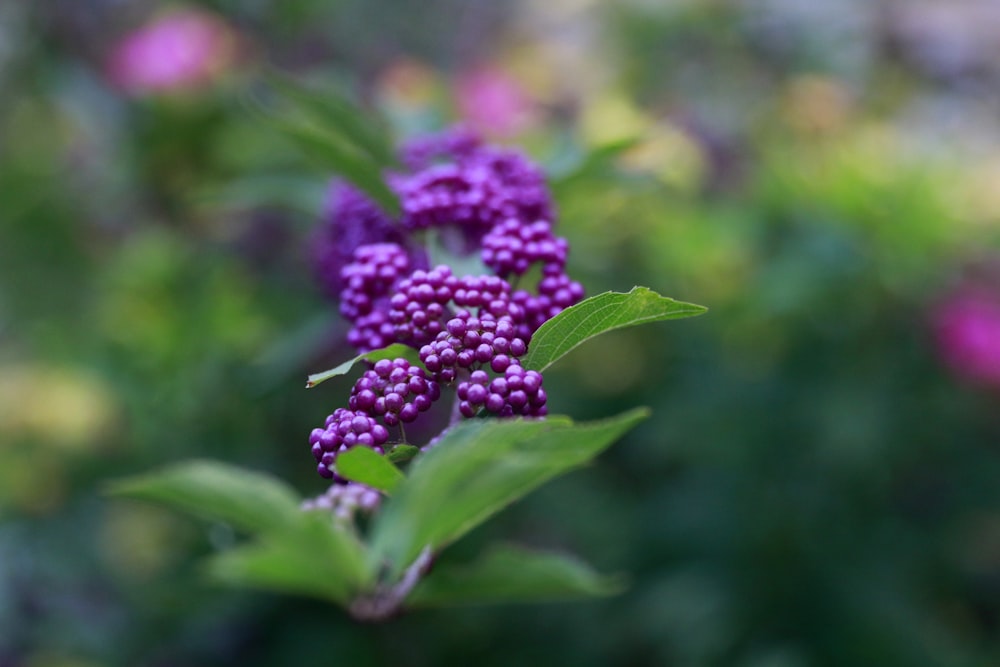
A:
[4,0,1000,666]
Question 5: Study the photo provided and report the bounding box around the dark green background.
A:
[3,1,1000,665]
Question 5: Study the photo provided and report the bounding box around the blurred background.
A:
[4,0,1000,665]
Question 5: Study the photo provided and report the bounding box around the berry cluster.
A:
[301,482,382,521]
[348,358,441,427]
[392,126,555,247]
[418,310,541,417]
[310,408,390,480]
[338,242,415,352]
[456,364,546,418]
[309,126,584,479]
[399,125,482,171]
[514,267,587,338]
[420,313,523,381]
[339,243,412,320]
[388,266,457,345]
[482,219,568,277]
[312,182,411,298]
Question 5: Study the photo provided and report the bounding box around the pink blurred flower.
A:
[455,66,535,138]
[106,8,237,96]
[931,288,1000,387]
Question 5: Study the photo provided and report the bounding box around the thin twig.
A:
[348,546,434,621]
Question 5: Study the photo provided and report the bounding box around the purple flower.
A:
[931,288,1000,387]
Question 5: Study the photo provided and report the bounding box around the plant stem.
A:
[348,547,434,621]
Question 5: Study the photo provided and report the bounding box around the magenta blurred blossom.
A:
[455,66,535,138]
[932,288,1000,387]
[106,8,236,96]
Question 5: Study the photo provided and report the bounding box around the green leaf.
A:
[204,510,370,604]
[522,287,707,373]
[370,408,650,577]
[306,343,422,388]
[387,444,420,464]
[105,460,302,535]
[407,543,626,607]
[266,72,396,168]
[273,119,400,215]
[334,447,404,494]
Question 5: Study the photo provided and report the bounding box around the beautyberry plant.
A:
[109,79,706,620]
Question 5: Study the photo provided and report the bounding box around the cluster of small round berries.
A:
[391,130,556,249]
[336,242,414,352]
[309,126,588,479]
[339,243,412,320]
[313,182,409,298]
[348,358,441,427]
[301,482,382,520]
[310,408,390,480]
[514,266,586,338]
[457,364,546,417]
[418,311,542,417]
[398,125,482,171]
[394,163,514,242]
[389,268,529,347]
[473,149,554,223]
[419,313,525,381]
[345,310,396,352]
[387,266,457,345]
[482,219,569,277]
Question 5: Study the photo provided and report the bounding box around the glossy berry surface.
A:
[514,264,586,339]
[339,243,412,320]
[388,266,458,345]
[348,358,441,427]
[309,408,390,479]
[481,218,569,277]
[456,363,546,417]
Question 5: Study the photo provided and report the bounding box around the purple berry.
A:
[348,358,441,430]
[310,408,390,480]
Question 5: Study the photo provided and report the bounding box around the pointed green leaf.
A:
[105,460,302,535]
[334,447,404,494]
[407,543,626,608]
[522,287,707,373]
[370,408,650,577]
[266,73,397,168]
[273,119,400,215]
[204,510,370,604]
[387,444,420,464]
[306,343,421,388]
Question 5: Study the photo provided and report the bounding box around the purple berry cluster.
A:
[482,219,569,277]
[515,267,587,338]
[312,182,411,298]
[348,358,441,427]
[399,124,482,171]
[339,242,415,352]
[457,365,546,418]
[391,136,555,248]
[301,482,382,520]
[310,408,390,480]
[419,312,544,418]
[309,125,585,478]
